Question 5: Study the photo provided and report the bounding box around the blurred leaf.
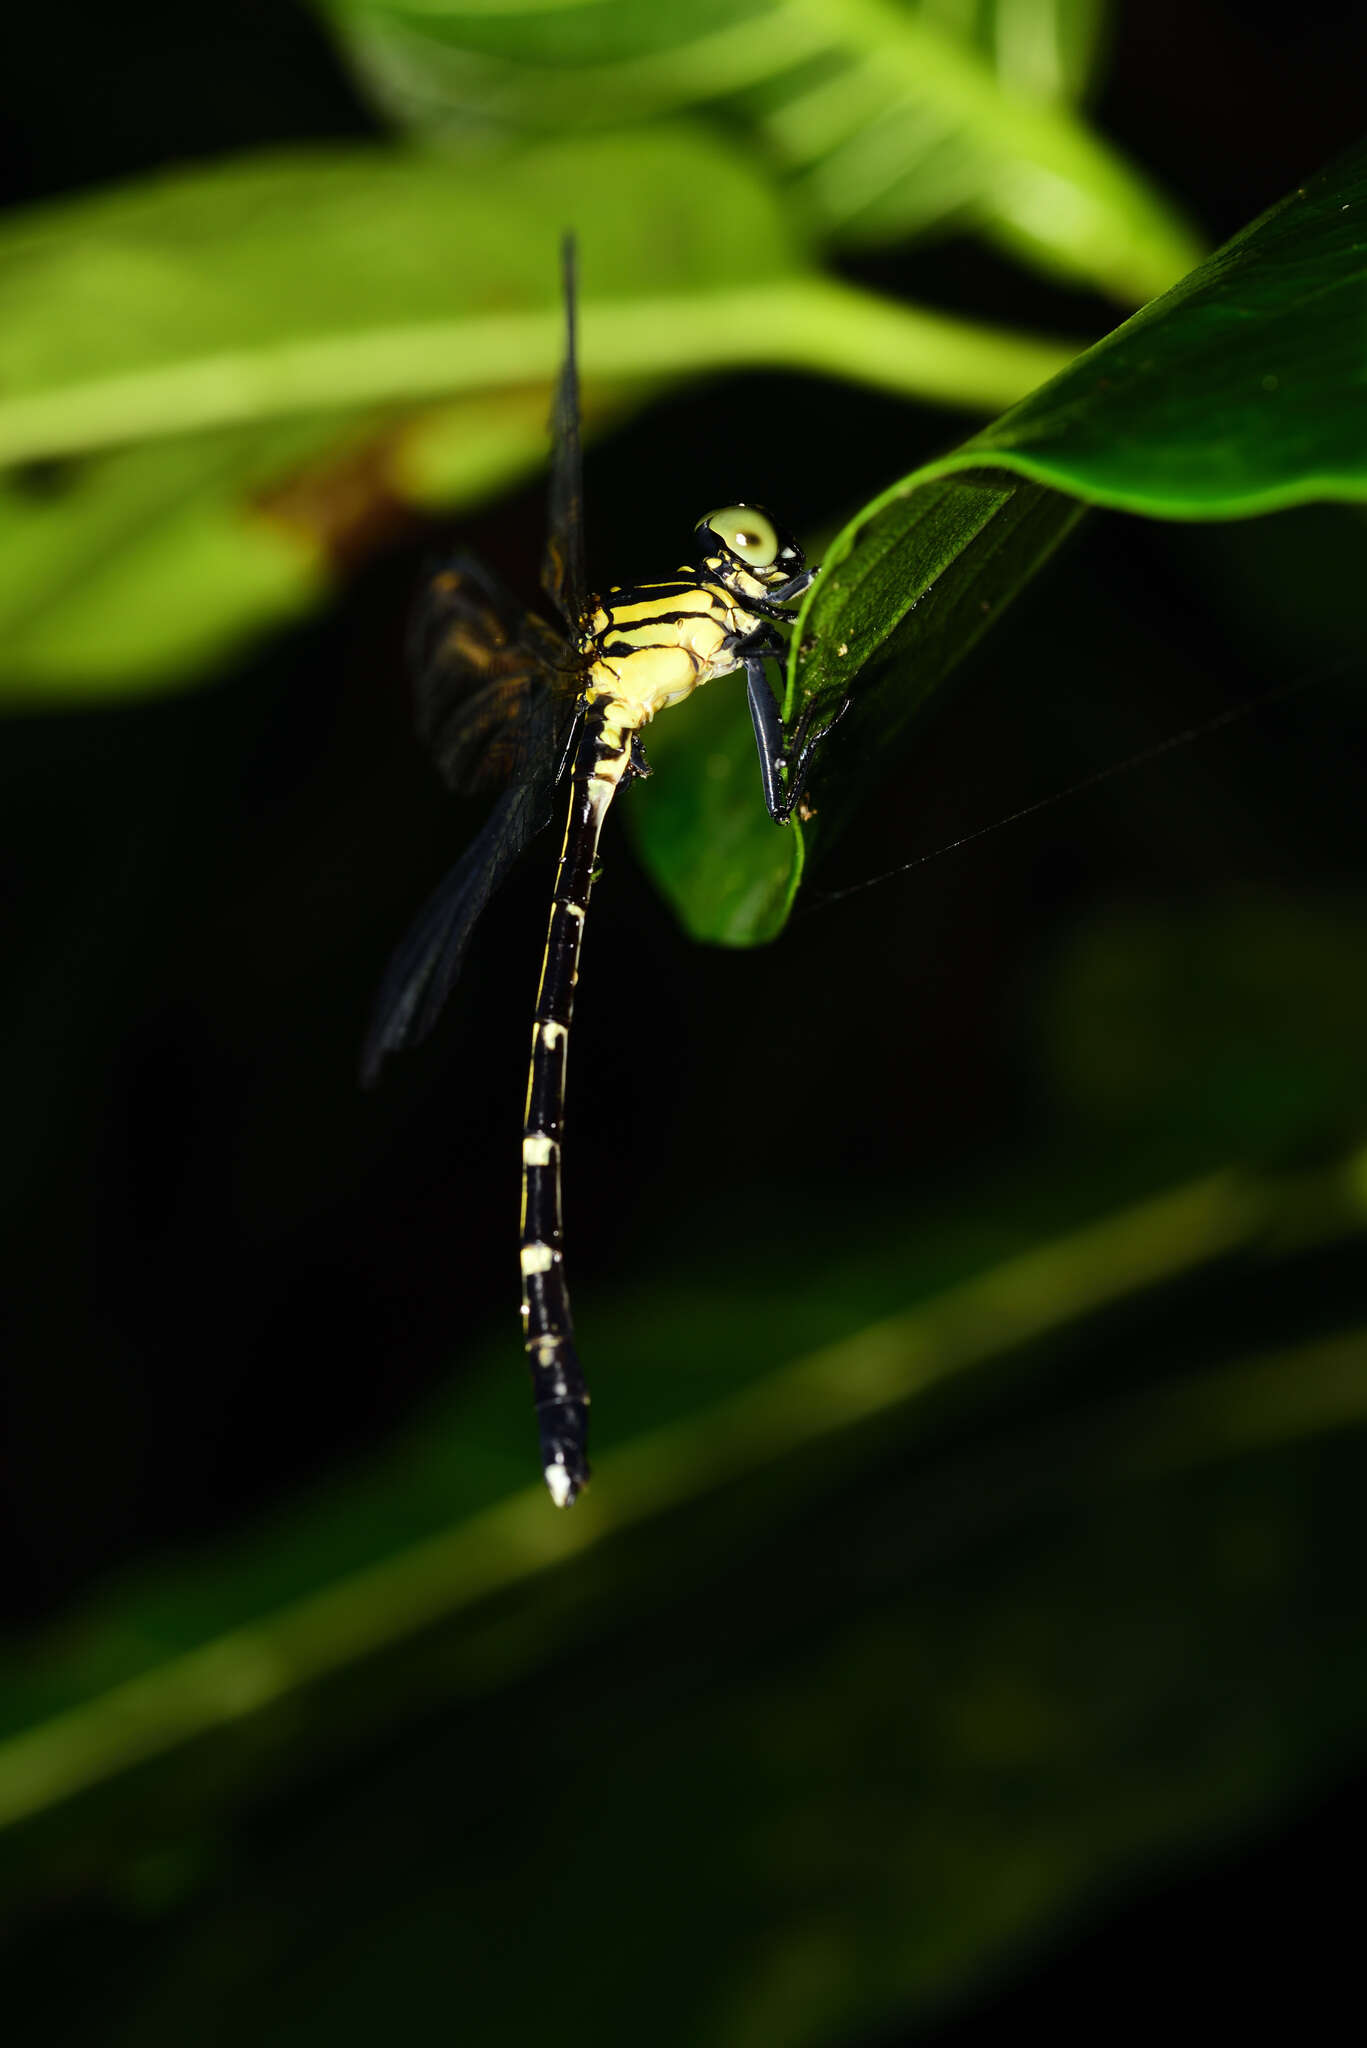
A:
[0,135,792,469]
[1,1153,1366,2045]
[0,131,1075,697]
[319,0,1197,301]
[1,1158,1361,1821]
[974,0,1110,101]
[13,1384,1367,2043]
[0,429,322,694]
[0,392,576,695]
[637,137,1367,944]
[1043,897,1367,1153]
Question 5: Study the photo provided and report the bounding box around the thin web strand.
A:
[807,658,1358,913]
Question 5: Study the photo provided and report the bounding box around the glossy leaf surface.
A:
[633,138,1367,944]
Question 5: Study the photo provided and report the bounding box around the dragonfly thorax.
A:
[584,571,770,730]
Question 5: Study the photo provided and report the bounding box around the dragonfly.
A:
[363,239,842,1507]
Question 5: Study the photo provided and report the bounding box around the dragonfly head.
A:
[695,504,805,592]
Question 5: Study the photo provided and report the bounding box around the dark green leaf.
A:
[2,1153,1366,2044]
[643,138,1367,944]
[962,137,1367,517]
[623,676,806,944]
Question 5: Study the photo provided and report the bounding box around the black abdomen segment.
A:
[520,710,620,1506]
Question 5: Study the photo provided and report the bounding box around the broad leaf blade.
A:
[0,136,736,695]
[960,150,1367,517]
[320,0,1197,302]
[0,134,802,470]
[1,1154,1366,2045]
[643,138,1367,945]
[629,476,1084,941]
[624,674,805,945]
[793,475,1087,864]
[0,129,1076,696]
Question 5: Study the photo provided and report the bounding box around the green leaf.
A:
[0,134,781,473]
[0,130,1081,470]
[3,1159,1358,1805]
[978,0,1110,102]
[961,149,1367,518]
[0,131,1075,696]
[623,675,807,944]
[320,0,1198,302]
[1042,898,1367,1151]
[2,1150,1366,2047]
[631,475,1084,940]
[640,137,1367,944]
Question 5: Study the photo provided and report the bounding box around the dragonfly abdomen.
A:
[519,706,627,1507]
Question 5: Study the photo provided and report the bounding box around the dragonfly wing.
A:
[541,234,588,637]
[411,553,572,796]
[361,691,572,1087]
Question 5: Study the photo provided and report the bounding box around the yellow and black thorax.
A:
[579,503,810,781]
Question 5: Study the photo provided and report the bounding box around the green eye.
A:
[703,505,779,569]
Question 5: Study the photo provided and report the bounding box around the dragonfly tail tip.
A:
[542,1423,590,1507]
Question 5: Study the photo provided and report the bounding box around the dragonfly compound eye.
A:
[701,504,780,569]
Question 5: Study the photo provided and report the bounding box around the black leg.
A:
[783,692,850,813]
[744,649,849,825]
[744,652,791,822]
[734,572,817,624]
[765,567,818,606]
[552,701,584,787]
[722,567,817,626]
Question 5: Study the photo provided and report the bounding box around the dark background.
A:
[1,2,1364,2038]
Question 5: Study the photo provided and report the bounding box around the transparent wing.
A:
[411,553,572,796]
[365,552,582,1084]
[361,683,576,1087]
[540,234,588,637]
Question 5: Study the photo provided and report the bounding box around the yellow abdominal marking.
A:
[520,1242,557,1276]
[522,1133,556,1166]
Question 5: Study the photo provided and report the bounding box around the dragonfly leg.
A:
[744,648,849,824]
[787,688,851,778]
[735,570,816,625]
[743,650,792,822]
[764,566,818,606]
